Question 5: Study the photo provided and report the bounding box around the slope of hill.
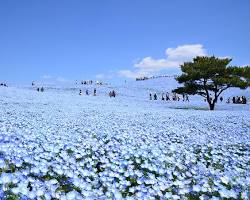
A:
[0,79,249,199]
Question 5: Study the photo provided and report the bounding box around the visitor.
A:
[112,90,116,97]
[166,93,170,101]
[86,89,89,95]
[149,93,152,100]
[220,96,223,102]
[232,96,236,104]
[236,96,240,103]
[154,93,157,100]
[242,96,247,104]
[162,93,165,101]
[79,89,82,95]
[93,88,97,96]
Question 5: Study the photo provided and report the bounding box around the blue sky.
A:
[0,0,250,83]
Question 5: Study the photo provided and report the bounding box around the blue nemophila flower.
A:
[220,176,230,185]
[0,173,12,184]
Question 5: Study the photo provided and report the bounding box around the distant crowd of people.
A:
[226,96,247,104]
[203,96,247,104]
[149,92,189,102]
[79,88,97,96]
[32,82,44,92]
[37,87,44,92]
[0,83,7,87]
[109,90,116,98]
[79,88,116,98]
[136,75,177,81]
[204,96,224,102]
[136,77,149,81]
[77,80,103,85]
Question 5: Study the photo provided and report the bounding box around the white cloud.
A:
[218,56,232,59]
[95,74,105,79]
[56,77,69,82]
[118,70,150,79]
[166,44,206,60]
[95,71,116,80]
[134,57,180,71]
[42,74,52,79]
[119,44,206,79]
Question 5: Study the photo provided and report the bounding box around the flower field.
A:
[0,83,249,199]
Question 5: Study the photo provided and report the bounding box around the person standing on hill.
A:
[93,88,97,96]
[166,93,170,101]
[162,93,165,101]
[232,96,236,103]
[112,90,116,97]
[149,93,152,100]
[182,93,185,101]
[242,96,247,104]
[154,93,157,100]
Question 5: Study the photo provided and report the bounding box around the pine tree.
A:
[173,56,250,110]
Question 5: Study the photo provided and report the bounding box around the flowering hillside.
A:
[0,79,249,199]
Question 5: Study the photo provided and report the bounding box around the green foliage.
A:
[173,56,250,110]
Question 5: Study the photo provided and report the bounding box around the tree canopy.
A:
[173,56,250,110]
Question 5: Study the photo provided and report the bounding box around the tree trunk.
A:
[209,102,215,110]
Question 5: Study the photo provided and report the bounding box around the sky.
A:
[0,0,250,84]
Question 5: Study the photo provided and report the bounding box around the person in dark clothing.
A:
[186,95,189,102]
[220,96,223,102]
[86,89,89,95]
[40,87,44,92]
[37,88,40,92]
[242,96,247,104]
[154,93,157,100]
[79,89,82,95]
[112,90,116,97]
[236,96,240,103]
[232,96,236,104]
[162,93,165,101]
[93,88,97,96]
[149,93,152,100]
